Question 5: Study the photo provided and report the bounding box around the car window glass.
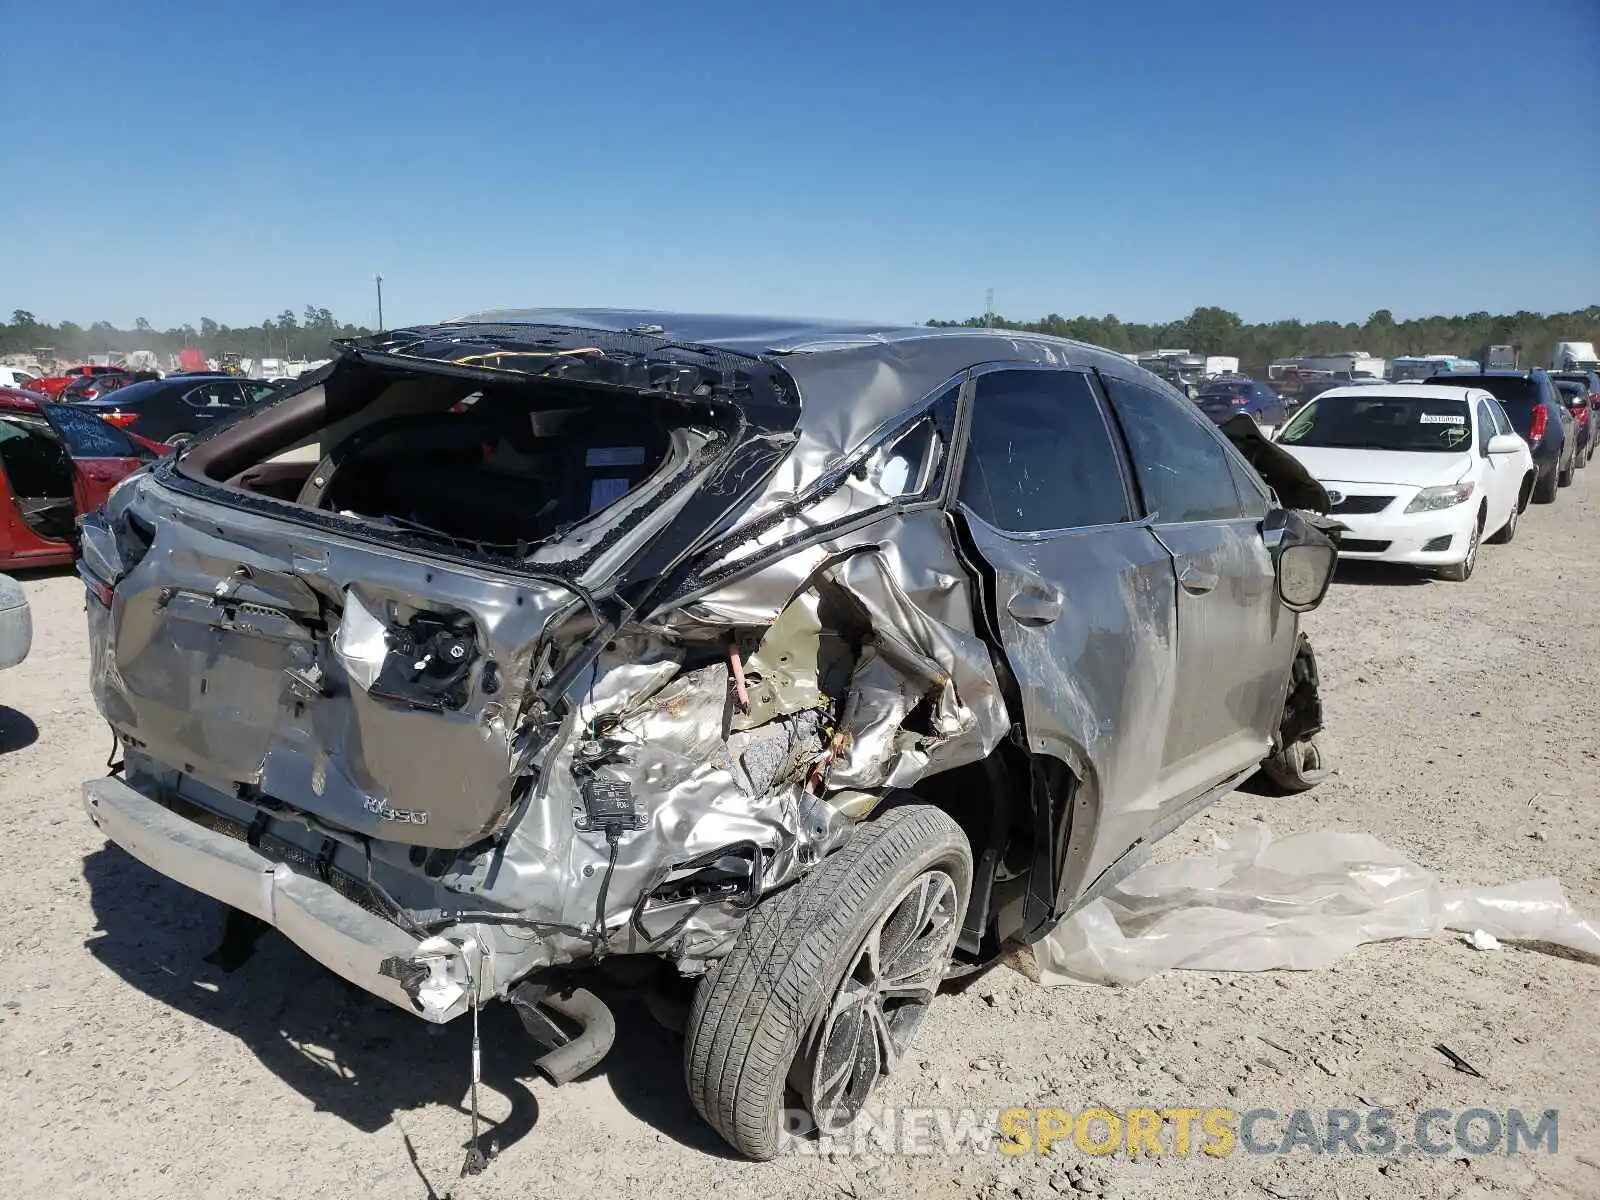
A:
[1475,400,1495,454]
[1104,377,1245,522]
[40,402,139,458]
[1223,451,1271,518]
[958,370,1130,532]
[184,381,240,409]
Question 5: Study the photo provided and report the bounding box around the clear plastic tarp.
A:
[1034,825,1600,986]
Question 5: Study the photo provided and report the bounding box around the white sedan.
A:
[1275,384,1534,581]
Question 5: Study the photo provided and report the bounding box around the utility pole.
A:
[984,288,994,328]
[375,274,384,332]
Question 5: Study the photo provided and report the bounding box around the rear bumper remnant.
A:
[82,775,471,1021]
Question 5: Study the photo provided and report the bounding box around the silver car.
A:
[79,312,1338,1160]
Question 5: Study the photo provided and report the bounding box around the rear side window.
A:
[38,403,139,458]
[957,369,1131,532]
[1103,377,1246,523]
[183,381,247,409]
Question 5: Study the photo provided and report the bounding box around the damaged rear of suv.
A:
[80,311,1339,1160]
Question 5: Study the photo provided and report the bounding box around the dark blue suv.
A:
[1194,377,1289,430]
[1430,371,1576,503]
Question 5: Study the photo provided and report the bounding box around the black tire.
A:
[685,805,972,1160]
[1436,515,1481,582]
[1558,454,1575,487]
[1249,635,1330,796]
[1486,495,1520,545]
[1532,465,1559,504]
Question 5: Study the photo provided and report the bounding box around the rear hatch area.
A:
[83,327,801,850]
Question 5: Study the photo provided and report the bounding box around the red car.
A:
[30,363,129,399]
[0,388,164,570]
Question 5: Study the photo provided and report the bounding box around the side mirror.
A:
[1264,508,1340,612]
[1485,433,1523,455]
[1279,542,1337,610]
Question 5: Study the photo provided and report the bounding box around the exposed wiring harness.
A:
[628,839,767,948]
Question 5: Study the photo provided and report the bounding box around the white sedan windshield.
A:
[1279,395,1473,454]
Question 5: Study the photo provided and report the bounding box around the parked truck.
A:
[1551,342,1599,371]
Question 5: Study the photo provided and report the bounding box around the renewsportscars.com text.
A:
[776,1105,1559,1158]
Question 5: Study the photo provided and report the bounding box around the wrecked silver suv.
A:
[80,312,1338,1159]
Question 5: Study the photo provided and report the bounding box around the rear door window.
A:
[184,380,246,409]
[1103,377,1247,522]
[37,402,140,458]
[957,369,1132,532]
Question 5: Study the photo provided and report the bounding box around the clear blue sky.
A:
[4,0,1597,331]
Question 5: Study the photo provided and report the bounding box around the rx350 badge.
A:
[364,796,429,825]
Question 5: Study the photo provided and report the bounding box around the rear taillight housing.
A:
[77,560,115,608]
[1527,404,1548,445]
[101,411,139,429]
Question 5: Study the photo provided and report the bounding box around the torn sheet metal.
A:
[821,544,1006,790]
[504,523,1007,968]
[504,650,853,970]
[1034,824,1600,986]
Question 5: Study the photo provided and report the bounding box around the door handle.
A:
[1178,564,1219,595]
[1007,586,1062,626]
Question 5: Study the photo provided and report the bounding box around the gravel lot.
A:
[1,473,1595,1200]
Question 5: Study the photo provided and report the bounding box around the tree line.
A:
[1,307,374,364]
[5,303,1597,374]
[928,304,1600,375]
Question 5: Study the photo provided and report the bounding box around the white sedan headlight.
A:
[1404,481,1475,513]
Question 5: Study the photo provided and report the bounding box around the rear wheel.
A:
[1532,464,1559,504]
[1558,454,1575,487]
[164,433,192,449]
[685,805,972,1160]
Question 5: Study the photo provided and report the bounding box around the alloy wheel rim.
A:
[808,868,961,1132]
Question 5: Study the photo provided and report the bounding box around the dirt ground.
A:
[1,472,1596,1200]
